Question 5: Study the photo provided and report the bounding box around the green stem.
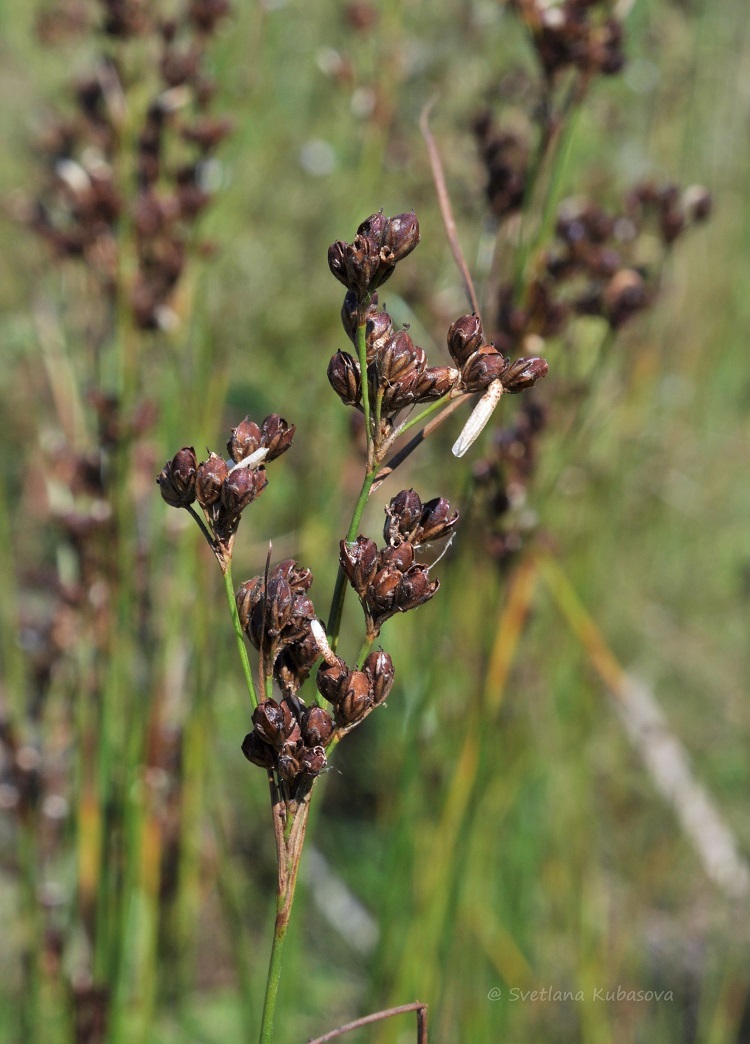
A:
[258,797,311,1043]
[223,565,258,709]
[327,468,377,651]
[388,394,452,447]
[356,634,376,667]
[356,303,373,461]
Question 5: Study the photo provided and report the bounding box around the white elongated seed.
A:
[452,380,504,458]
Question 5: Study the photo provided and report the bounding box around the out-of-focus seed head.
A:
[363,649,395,705]
[502,356,549,394]
[301,705,335,747]
[448,314,484,366]
[683,185,712,223]
[196,451,228,508]
[603,269,648,328]
[328,351,362,406]
[221,465,267,516]
[157,446,197,507]
[261,414,295,461]
[241,731,275,769]
[340,536,379,595]
[227,417,262,462]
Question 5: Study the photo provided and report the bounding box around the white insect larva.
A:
[310,619,338,666]
[452,380,504,458]
[227,446,269,473]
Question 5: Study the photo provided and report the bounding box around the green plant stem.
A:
[327,468,377,651]
[356,304,373,462]
[357,634,375,667]
[223,565,258,709]
[259,795,312,1043]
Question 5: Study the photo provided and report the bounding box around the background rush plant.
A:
[157,208,548,1040]
[0,2,237,1041]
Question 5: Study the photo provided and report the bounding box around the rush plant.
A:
[157,208,549,1041]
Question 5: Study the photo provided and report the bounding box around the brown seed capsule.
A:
[368,566,401,614]
[447,314,484,366]
[336,670,373,726]
[316,658,349,705]
[264,576,294,636]
[461,346,509,392]
[236,578,262,636]
[357,210,389,243]
[340,536,379,594]
[328,351,362,406]
[252,699,289,748]
[340,291,381,344]
[301,705,335,747]
[374,329,420,386]
[272,559,313,594]
[228,417,262,462]
[241,731,275,769]
[196,452,228,508]
[221,465,267,516]
[412,365,459,402]
[157,447,197,507]
[380,541,414,574]
[261,414,295,461]
[395,567,439,612]
[384,489,423,545]
[417,497,459,543]
[277,753,300,783]
[366,311,395,361]
[363,650,395,705]
[298,745,328,778]
[502,356,549,393]
[383,212,420,263]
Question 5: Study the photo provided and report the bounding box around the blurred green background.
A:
[1,1,749,1041]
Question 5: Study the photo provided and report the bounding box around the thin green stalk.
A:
[224,564,258,709]
[258,897,290,1044]
[258,798,311,1044]
[356,305,373,461]
[327,469,377,651]
[356,634,375,667]
[388,394,454,446]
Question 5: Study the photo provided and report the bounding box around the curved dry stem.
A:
[307,1002,428,1044]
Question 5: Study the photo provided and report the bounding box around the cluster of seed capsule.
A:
[156,414,294,564]
[509,0,626,81]
[340,489,459,638]
[26,0,233,329]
